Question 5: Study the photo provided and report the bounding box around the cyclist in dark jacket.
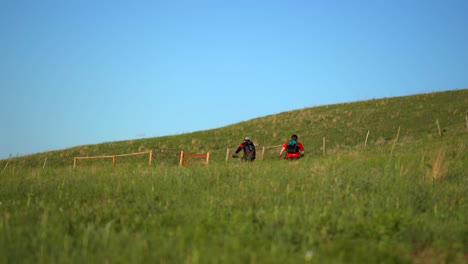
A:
[232,136,256,161]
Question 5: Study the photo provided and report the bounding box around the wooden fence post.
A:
[43,158,47,169]
[179,151,184,166]
[465,116,468,133]
[226,148,230,162]
[436,119,442,137]
[390,126,401,157]
[73,157,77,168]
[112,155,116,167]
[2,160,10,173]
[261,146,266,160]
[206,152,210,165]
[149,150,153,165]
[322,137,326,156]
[365,130,370,148]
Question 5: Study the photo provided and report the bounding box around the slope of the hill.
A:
[2,89,467,167]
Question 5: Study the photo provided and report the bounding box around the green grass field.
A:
[1,90,467,263]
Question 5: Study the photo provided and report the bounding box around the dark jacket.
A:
[235,141,256,160]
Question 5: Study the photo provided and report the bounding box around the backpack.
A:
[244,142,256,157]
[286,140,299,153]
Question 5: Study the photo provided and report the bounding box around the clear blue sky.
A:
[1,0,467,159]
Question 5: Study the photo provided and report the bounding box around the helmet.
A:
[244,136,251,141]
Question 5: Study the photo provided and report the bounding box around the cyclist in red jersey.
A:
[279,134,304,159]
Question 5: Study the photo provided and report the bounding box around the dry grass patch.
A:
[426,149,448,182]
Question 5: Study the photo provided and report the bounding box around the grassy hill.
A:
[0,89,467,263]
[2,89,467,168]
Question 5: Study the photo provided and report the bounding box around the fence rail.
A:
[73,150,153,168]
[179,151,210,166]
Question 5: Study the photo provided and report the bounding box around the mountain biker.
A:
[232,136,256,161]
[279,134,304,159]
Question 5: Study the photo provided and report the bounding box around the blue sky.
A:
[1,0,467,159]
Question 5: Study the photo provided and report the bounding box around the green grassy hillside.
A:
[2,89,467,168]
[1,89,467,263]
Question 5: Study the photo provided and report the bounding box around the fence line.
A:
[4,116,466,170]
[70,126,408,167]
[73,150,153,168]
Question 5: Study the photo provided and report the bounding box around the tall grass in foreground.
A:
[0,137,466,263]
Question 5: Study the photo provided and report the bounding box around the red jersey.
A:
[282,141,304,158]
